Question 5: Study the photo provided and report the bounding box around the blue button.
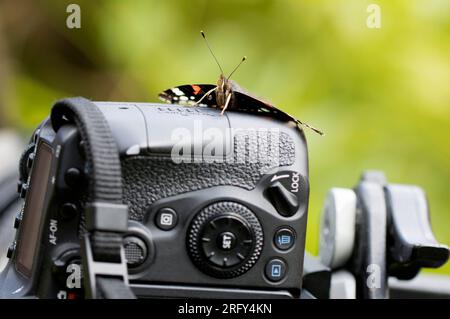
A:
[274,228,295,250]
[271,264,282,277]
[265,258,287,282]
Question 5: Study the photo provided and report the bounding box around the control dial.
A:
[187,202,263,278]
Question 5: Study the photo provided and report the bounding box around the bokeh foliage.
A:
[0,0,449,274]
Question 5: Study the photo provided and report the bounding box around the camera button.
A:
[27,152,35,169]
[64,167,83,188]
[274,228,295,251]
[14,212,22,228]
[7,242,16,259]
[155,208,178,230]
[265,258,287,282]
[60,203,78,220]
[20,183,28,198]
[217,231,237,251]
[17,181,23,194]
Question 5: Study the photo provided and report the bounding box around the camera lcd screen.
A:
[16,142,53,277]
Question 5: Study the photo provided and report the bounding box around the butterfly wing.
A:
[231,91,324,135]
[158,84,217,106]
[159,82,324,135]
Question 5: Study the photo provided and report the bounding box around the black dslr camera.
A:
[0,97,448,299]
[0,97,309,299]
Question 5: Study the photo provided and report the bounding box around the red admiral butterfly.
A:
[159,31,323,135]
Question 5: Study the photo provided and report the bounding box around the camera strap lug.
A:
[82,233,134,299]
[82,202,134,298]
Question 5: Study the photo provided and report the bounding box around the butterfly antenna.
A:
[227,56,246,80]
[201,30,224,75]
[296,119,325,136]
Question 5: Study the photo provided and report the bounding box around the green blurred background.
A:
[0,0,449,274]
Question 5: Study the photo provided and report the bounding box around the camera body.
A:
[0,102,310,298]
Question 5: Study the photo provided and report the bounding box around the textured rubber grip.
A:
[51,97,123,204]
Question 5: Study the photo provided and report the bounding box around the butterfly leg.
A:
[194,87,218,106]
[220,93,232,115]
